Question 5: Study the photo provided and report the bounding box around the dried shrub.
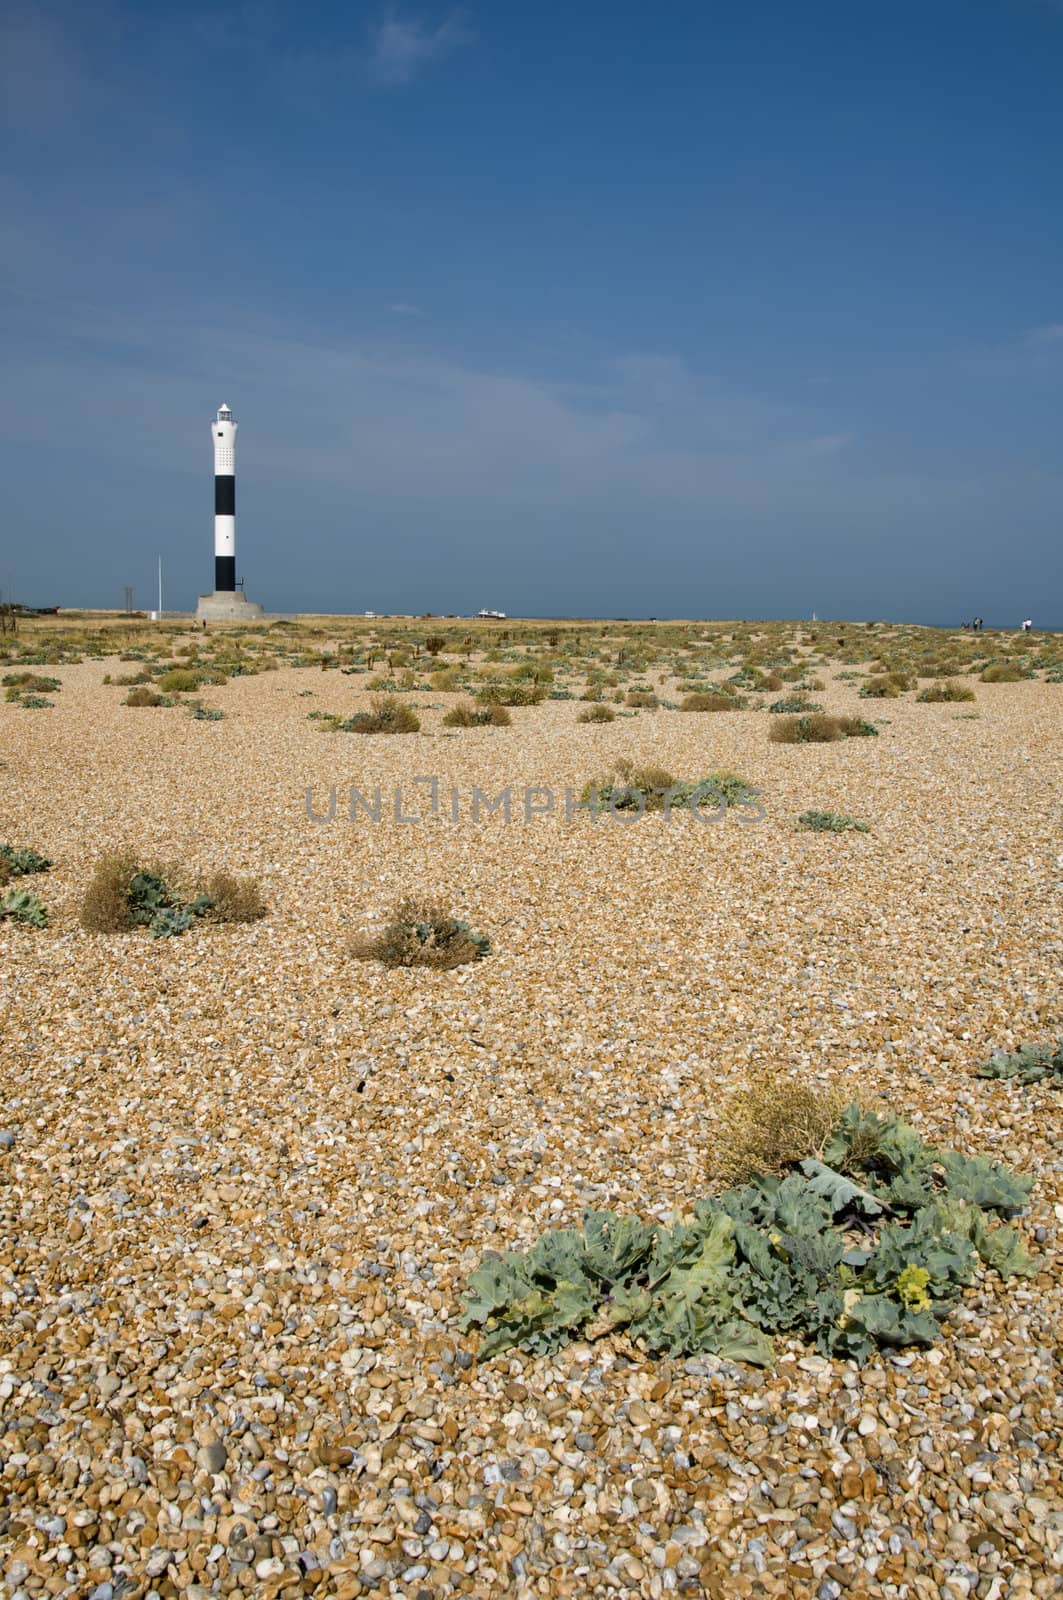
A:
[714,1073,846,1185]
[475,682,545,707]
[679,691,744,713]
[124,686,164,707]
[770,714,877,744]
[625,689,659,708]
[917,680,976,703]
[201,872,267,924]
[351,897,490,969]
[979,662,1027,683]
[442,702,511,727]
[578,704,616,723]
[79,854,139,932]
[859,672,912,699]
[340,697,421,734]
[157,667,227,693]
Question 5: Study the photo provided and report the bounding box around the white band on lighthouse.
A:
[215,515,235,557]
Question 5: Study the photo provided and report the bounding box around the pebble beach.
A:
[1,621,1060,1600]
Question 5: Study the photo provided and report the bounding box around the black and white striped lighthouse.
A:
[213,402,237,592]
[196,401,263,620]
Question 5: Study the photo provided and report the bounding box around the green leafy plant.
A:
[796,810,870,833]
[0,888,48,928]
[976,1037,1063,1087]
[580,760,759,816]
[127,872,212,938]
[460,1104,1035,1367]
[191,706,225,721]
[3,672,60,700]
[769,696,823,714]
[351,897,490,969]
[0,844,51,886]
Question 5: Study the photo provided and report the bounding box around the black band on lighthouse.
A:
[214,476,235,516]
[215,556,236,592]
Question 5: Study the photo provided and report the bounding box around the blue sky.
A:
[2,0,1062,623]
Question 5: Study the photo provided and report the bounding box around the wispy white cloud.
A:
[783,432,854,462]
[1026,322,1063,345]
[366,7,470,86]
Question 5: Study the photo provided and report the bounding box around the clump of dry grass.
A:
[124,686,164,707]
[770,713,877,744]
[350,897,490,969]
[578,703,616,723]
[714,1073,846,1185]
[79,853,139,931]
[340,697,420,734]
[626,689,659,709]
[917,679,976,703]
[679,691,744,713]
[201,872,267,924]
[442,702,511,728]
[859,670,914,699]
[979,662,1027,683]
[475,681,545,707]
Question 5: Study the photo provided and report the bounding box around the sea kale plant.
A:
[0,844,51,886]
[0,888,48,928]
[976,1038,1063,1087]
[796,811,870,833]
[580,760,760,818]
[460,1105,1035,1366]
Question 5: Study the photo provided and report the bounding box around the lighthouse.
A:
[196,402,264,621]
[213,402,237,591]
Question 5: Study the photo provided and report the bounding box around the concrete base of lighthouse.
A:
[195,590,266,622]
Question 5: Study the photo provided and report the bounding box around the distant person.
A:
[1022,618,1032,632]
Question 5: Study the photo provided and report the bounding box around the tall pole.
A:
[157,556,162,615]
